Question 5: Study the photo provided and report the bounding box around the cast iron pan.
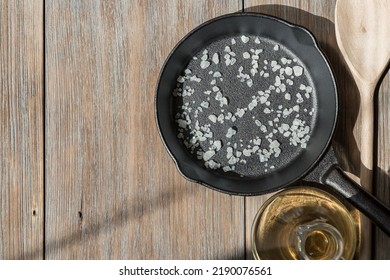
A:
[155,13,390,236]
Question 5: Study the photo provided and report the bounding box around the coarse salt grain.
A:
[201,101,209,108]
[212,53,219,64]
[190,75,201,82]
[226,127,237,138]
[203,150,215,161]
[293,66,303,76]
[241,35,249,43]
[208,115,217,123]
[213,72,222,78]
[212,140,222,151]
[200,60,210,69]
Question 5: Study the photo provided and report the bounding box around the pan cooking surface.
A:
[172,35,317,177]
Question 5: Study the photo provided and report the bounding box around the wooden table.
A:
[1,0,389,260]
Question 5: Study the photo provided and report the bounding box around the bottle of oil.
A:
[251,187,358,260]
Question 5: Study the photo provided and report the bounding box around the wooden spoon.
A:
[335,0,390,259]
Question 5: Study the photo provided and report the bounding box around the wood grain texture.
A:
[3,0,387,260]
[0,0,44,259]
[375,72,390,259]
[243,0,384,259]
[334,0,390,259]
[335,0,390,195]
[45,0,243,259]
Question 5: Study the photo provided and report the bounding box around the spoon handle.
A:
[360,94,374,192]
[358,86,375,259]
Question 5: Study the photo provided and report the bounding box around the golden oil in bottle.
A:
[251,187,358,260]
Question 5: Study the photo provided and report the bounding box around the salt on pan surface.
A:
[171,35,315,176]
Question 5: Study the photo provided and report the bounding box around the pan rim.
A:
[155,12,338,196]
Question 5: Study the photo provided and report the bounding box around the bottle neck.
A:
[294,219,345,260]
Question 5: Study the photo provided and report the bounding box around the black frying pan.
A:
[155,13,390,236]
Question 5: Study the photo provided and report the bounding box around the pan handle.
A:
[323,165,390,237]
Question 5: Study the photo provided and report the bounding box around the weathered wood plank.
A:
[375,72,390,259]
[45,0,243,259]
[243,0,383,259]
[0,0,44,259]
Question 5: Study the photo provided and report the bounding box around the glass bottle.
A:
[251,186,358,260]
